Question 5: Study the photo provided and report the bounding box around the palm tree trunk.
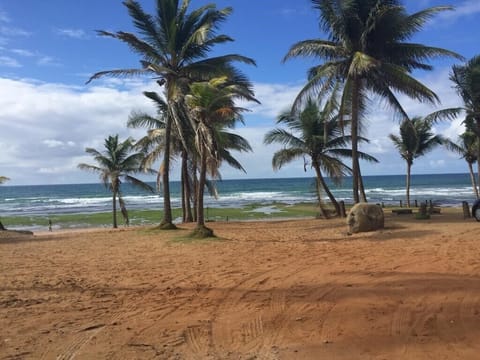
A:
[182,150,193,222]
[159,110,174,228]
[351,78,361,203]
[477,119,480,199]
[112,190,118,229]
[468,162,479,198]
[192,162,198,222]
[197,146,207,227]
[313,162,340,216]
[181,162,186,223]
[192,144,213,238]
[406,162,412,207]
[0,220,5,230]
[358,166,367,202]
[315,177,329,219]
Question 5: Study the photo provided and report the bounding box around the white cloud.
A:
[55,28,88,39]
[0,25,30,37]
[0,55,21,67]
[244,82,303,118]
[430,0,480,24]
[10,48,34,57]
[37,56,61,67]
[0,77,156,184]
[0,9,9,23]
[0,64,471,185]
[42,139,76,148]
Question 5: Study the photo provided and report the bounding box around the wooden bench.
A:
[392,208,413,215]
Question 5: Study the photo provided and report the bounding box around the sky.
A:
[0,0,479,186]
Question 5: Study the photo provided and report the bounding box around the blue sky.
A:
[0,0,479,185]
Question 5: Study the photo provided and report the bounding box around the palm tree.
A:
[389,116,445,207]
[127,91,196,222]
[450,55,480,194]
[444,122,479,198]
[78,135,156,228]
[264,97,377,217]
[186,77,256,237]
[0,176,9,230]
[87,0,256,229]
[128,92,252,224]
[283,0,462,204]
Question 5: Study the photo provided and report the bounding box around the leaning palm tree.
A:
[450,55,480,193]
[265,97,377,218]
[78,135,156,228]
[389,117,445,207]
[444,125,479,198]
[0,176,9,230]
[186,77,257,237]
[284,0,462,203]
[87,0,256,229]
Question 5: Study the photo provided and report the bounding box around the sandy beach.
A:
[1,211,480,359]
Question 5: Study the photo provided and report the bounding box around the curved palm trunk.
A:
[313,162,340,216]
[406,161,412,207]
[112,189,118,229]
[315,178,329,219]
[0,220,5,230]
[468,162,479,198]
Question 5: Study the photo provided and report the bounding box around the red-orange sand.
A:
[1,211,480,359]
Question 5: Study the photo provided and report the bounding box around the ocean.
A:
[0,173,477,218]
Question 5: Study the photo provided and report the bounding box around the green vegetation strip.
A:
[0,203,321,230]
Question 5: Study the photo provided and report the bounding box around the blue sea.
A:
[0,173,477,218]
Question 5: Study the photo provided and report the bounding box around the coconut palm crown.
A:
[450,55,480,194]
[284,0,462,203]
[389,116,445,207]
[186,76,256,237]
[87,0,256,229]
[78,135,156,228]
[264,96,377,217]
[444,119,479,198]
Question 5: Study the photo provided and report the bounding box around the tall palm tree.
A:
[389,116,445,207]
[87,0,256,229]
[78,135,156,228]
[264,97,377,217]
[129,92,253,224]
[444,123,479,198]
[283,0,462,203]
[127,91,195,222]
[186,77,256,237]
[450,55,480,194]
[0,176,9,230]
